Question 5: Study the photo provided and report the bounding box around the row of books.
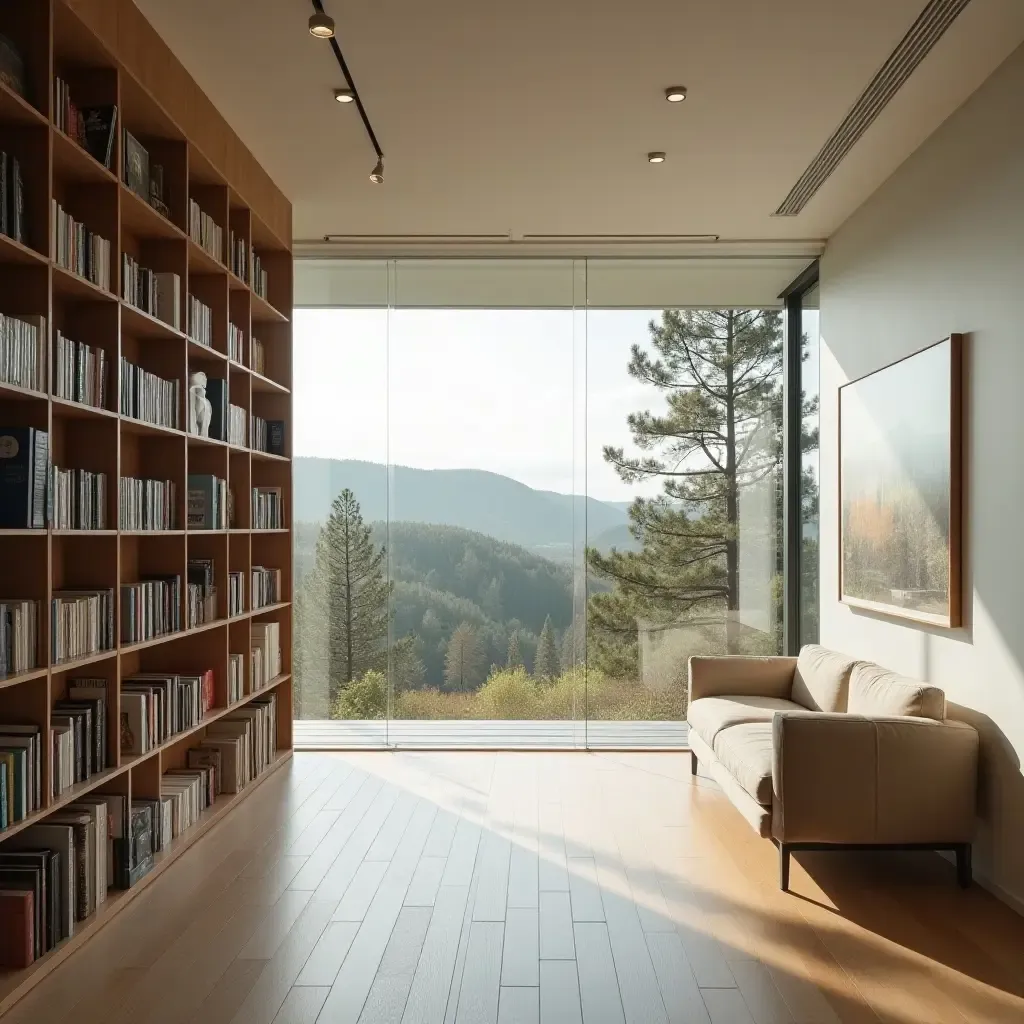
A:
[120,576,181,645]
[252,486,284,529]
[187,294,213,348]
[53,81,117,170]
[187,558,215,628]
[228,322,244,363]
[251,336,265,376]
[228,571,244,617]
[0,312,45,393]
[0,151,26,244]
[120,476,176,531]
[251,621,281,690]
[120,670,213,756]
[0,795,110,966]
[52,466,107,531]
[51,589,116,665]
[188,199,223,263]
[52,680,109,797]
[250,415,286,456]
[122,256,180,330]
[0,601,39,678]
[0,426,49,529]
[228,404,246,447]
[52,200,111,291]
[123,130,169,225]
[251,567,281,611]
[187,474,227,530]
[229,230,248,283]
[251,253,269,300]
[54,331,106,409]
[120,356,178,428]
[0,722,42,827]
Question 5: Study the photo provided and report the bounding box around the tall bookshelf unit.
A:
[0,0,293,1009]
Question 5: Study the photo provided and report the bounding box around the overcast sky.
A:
[294,307,671,503]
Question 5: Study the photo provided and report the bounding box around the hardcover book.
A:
[83,105,118,169]
[122,130,149,199]
[0,889,33,967]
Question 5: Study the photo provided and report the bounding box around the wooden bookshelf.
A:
[0,0,292,1012]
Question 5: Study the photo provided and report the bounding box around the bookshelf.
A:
[0,0,292,1010]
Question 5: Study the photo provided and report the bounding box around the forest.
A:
[292,307,815,722]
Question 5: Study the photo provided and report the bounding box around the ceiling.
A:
[135,0,1024,247]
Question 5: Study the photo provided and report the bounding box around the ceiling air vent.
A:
[775,0,972,216]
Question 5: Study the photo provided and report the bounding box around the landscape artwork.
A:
[840,335,961,627]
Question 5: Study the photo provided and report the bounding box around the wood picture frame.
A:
[838,334,962,628]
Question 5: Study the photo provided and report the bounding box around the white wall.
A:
[820,42,1024,910]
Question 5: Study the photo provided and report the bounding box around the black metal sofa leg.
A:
[779,843,791,891]
[956,844,972,888]
[691,753,698,776]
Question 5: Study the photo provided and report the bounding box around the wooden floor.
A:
[6,751,1024,1024]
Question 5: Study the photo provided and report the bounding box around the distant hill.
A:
[294,458,629,551]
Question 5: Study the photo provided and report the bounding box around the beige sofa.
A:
[687,645,979,890]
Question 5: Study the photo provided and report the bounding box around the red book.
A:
[0,889,34,968]
[202,669,215,713]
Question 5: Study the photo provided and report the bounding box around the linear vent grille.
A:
[775,0,972,216]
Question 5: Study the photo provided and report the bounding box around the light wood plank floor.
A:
[6,751,1024,1024]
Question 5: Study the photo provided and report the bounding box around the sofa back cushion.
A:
[791,645,856,713]
[848,662,946,720]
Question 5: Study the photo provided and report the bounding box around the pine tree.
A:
[506,630,523,668]
[390,633,426,693]
[534,615,559,679]
[312,488,389,710]
[588,310,785,664]
[445,622,485,691]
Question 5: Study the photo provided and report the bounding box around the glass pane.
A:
[386,259,581,744]
[585,308,784,743]
[291,267,390,746]
[800,284,820,645]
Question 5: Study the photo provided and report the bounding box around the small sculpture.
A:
[189,371,212,437]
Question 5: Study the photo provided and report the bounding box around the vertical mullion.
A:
[783,292,804,656]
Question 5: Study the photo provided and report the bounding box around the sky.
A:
[293,307,671,502]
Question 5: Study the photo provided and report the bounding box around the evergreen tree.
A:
[506,629,523,668]
[390,633,426,692]
[445,621,485,691]
[312,488,389,709]
[534,615,559,679]
[587,310,784,663]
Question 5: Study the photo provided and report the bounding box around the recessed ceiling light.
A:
[665,86,687,102]
[369,156,384,184]
[648,152,666,164]
[334,88,355,103]
[308,11,335,38]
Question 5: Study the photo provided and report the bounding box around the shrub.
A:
[395,688,480,720]
[476,667,538,719]
[330,669,387,720]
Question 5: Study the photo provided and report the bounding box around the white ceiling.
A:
[135,0,1024,246]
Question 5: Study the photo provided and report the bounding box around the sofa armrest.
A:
[688,655,797,704]
[771,712,978,844]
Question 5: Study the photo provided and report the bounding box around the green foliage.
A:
[533,615,559,679]
[506,630,523,668]
[588,309,785,660]
[330,669,387,720]
[308,489,390,707]
[444,621,486,691]
[390,634,426,692]
[476,667,538,719]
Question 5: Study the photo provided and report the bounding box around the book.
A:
[113,803,153,889]
[205,378,228,441]
[187,474,226,529]
[67,798,108,908]
[0,859,45,958]
[119,692,148,756]
[82,105,117,169]
[0,312,46,393]
[46,810,94,921]
[0,762,6,828]
[0,889,33,967]
[0,427,48,528]
[122,130,149,200]
[0,32,27,99]
[154,272,180,329]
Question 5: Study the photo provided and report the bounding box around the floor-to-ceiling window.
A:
[291,256,810,748]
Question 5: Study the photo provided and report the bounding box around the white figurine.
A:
[189,371,212,437]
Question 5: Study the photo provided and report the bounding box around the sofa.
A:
[687,645,979,890]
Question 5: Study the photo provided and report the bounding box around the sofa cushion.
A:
[713,723,775,805]
[848,662,945,720]
[687,695,804,749]
[790,644,856,713]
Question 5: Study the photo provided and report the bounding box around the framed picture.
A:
[839,334,962,627]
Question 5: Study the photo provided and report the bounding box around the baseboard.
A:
[936,848,1024,916]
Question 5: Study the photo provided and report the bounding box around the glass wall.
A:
[292,257,800,747]
[800,284,820,646]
